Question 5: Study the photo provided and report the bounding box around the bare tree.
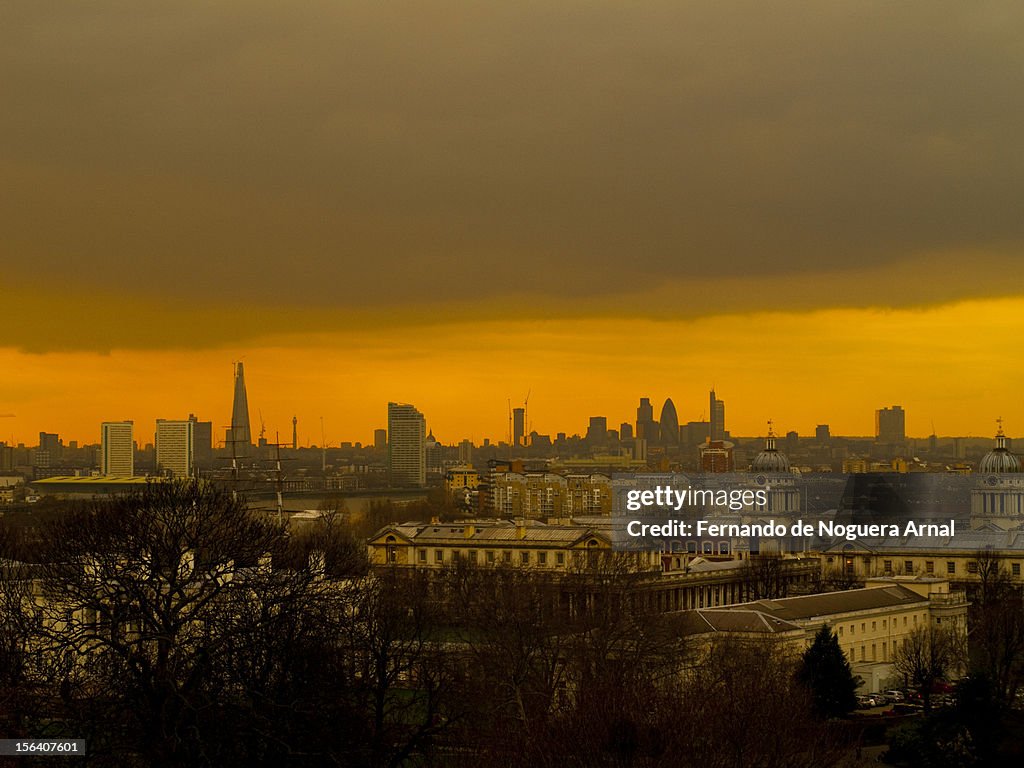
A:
[0,528,36,740]
[340,566,462,768]
[27,481,324,766]
[969,549,1024,704]
[892,624,963,712]
[742,553,788,600]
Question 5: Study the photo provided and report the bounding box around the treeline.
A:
[0,482,858,767]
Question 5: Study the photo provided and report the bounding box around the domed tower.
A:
[971,419,1024,530]
[750,420,791,473]
[978,418,1021,474]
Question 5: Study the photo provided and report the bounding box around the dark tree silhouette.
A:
[797,624,858,718]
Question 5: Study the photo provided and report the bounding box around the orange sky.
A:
[2,296,1020,447]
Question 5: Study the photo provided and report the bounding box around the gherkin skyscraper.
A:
[229,362,252,454]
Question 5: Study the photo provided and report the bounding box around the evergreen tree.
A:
[797,624,859,718]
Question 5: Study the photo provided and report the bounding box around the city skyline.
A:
[4,4,1024,447]
[2,372,1020,450]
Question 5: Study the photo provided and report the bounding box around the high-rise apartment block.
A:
[156,419,195,478]
[387,402,426,487]
[101,421,134,477]
[876,405,906,444]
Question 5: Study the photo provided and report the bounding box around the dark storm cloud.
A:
[3,1,1023,320]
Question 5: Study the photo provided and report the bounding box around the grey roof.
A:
[677,609,803,635]
[685,557,748,573]
[734,584,927,622]
[372,520,608,547]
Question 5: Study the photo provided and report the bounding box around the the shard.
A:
[229,362,252,455]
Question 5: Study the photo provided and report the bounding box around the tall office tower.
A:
[228,362,252,455]
[709,390,726,441]
[586,416,608,443]
[188,414,213,469]
[101,421,134,477]
[636,397,659,442]
[619,422,633,441]
[815,424,831,442]
[659,399,680,445]
[387,402,426,487]
[458,439,474,466]
[875,405,906,444]
[374,428,387,450]
[156,419,195,478]
[512,407,526,447]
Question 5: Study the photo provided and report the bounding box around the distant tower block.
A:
[709,390,726,442]
[875,405,906,444]
[156,419,195,478]
[388,403,426,487]
[513,407,525,447]
[292,415,298,450]
[228,362,252,456]
[101,421,134,477]
[659,398,679,445]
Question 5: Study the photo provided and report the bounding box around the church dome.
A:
[750,421,791,473]
[979,420,1021,474]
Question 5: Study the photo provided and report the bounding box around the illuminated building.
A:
[387,402,426,487]
[156,419,195,479]
[101,421,134,477]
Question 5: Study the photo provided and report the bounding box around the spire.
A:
[765,419,776,451]
[997,417,1007,450]
[230,362,252,454]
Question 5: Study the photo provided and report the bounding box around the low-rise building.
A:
[674,576,968,691]
[821,528,1024,586]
